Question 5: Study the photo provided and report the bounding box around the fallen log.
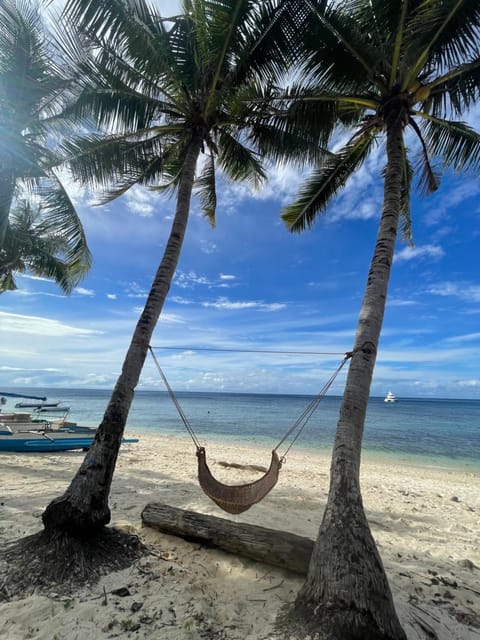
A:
[141,503,313,575]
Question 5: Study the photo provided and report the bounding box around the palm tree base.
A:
[42,493,111,535]
[0,526,145,601]
[282,493,407,640]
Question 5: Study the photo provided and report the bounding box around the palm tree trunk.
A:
[293,114,408,640]
[42,134,203,536]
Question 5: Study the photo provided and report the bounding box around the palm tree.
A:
[0,200,88,292]
[279,1,480,638]
[40,0,321,543]
[0,0,91,279]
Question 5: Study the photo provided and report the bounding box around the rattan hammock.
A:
[149,346,351,513]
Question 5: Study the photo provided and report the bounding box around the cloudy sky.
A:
[2,126,479,400]
[1,2,479,400]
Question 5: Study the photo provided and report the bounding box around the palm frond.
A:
[300,0,384,94]
[282,127,379,232]
[216,129,266,188]
[195,153,217,226]
[403,1,480,89]
[231,0,305,84]
[409,117,441,196]
[427,59,480,117]
[1,200,88,294]
[33,176,91,271]
[418,115,480,173]
[398,146,414,244]
[61,131,167,190]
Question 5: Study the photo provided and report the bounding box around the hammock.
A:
[149,346,352,513]
[197,447,282,514]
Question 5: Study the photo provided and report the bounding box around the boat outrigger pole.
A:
[0,391,47,401]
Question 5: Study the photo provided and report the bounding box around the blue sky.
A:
[2,116,479,399]
[1,1,479,399]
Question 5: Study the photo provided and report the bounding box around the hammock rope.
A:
[272,352,352,460]
[148,345,352,513]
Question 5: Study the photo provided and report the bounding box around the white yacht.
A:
[384,391,398,403]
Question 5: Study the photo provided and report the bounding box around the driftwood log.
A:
[141,503,314,575]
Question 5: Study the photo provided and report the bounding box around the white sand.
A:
[0,433,479,640]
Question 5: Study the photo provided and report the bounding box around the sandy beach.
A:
[0,433,479,640]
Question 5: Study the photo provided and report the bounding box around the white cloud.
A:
[444,332,480,344]
[74,287,95,296]
[175,271,212,289]
[107,293,117,300]
[394,244,445,263]
[0,312,102,337]
[170,296,193,305]
[200,241,218,254]
[428,282,480,303]
[8,289,65,298]
[158,313,188,324]
[218,162,309,212]
[423,178,480,227]
[201,297,286,311]
[456,379,480,388]
[388,298,418,307]
[16,273,51,283]
[124,186,157,217]
[126,282,148,298]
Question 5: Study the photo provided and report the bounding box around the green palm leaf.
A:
[195,153,217,225]
[419,116,480,172]
[0,0,91,289]
[282,128,379,232]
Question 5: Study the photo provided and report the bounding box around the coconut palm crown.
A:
[59,0,325,220]
[282,0,480,235]
[0,200,87,293]
[0,0,91,282]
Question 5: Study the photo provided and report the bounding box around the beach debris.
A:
[217,460,268,473]
[111,586,130,597]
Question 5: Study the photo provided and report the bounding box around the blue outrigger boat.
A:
[0,428,138,452]
[0,391,138,452]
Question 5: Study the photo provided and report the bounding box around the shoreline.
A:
[129,428,480,473]
[1,433,479,639]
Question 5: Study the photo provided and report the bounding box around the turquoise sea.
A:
[2,388,479,471]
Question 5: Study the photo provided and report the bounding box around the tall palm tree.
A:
[0,0,91,278]
[41,0,322,538]
[279,1,480,638]
[0,200,87,292]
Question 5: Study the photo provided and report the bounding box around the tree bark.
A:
[293,111,408,640]
[42,134,203,535]
[142,503,314,574]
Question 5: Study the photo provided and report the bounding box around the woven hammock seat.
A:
[197,447,282,514]
[148,345,353,513]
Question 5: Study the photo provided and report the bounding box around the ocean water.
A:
[2,388,479,470]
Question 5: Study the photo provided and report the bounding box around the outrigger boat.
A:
[15,400,60,408]
[33,405,70,413]
[0,391,138,452]
[1,391,69,414]
[1,392,62,430]
[0,426,138,452]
